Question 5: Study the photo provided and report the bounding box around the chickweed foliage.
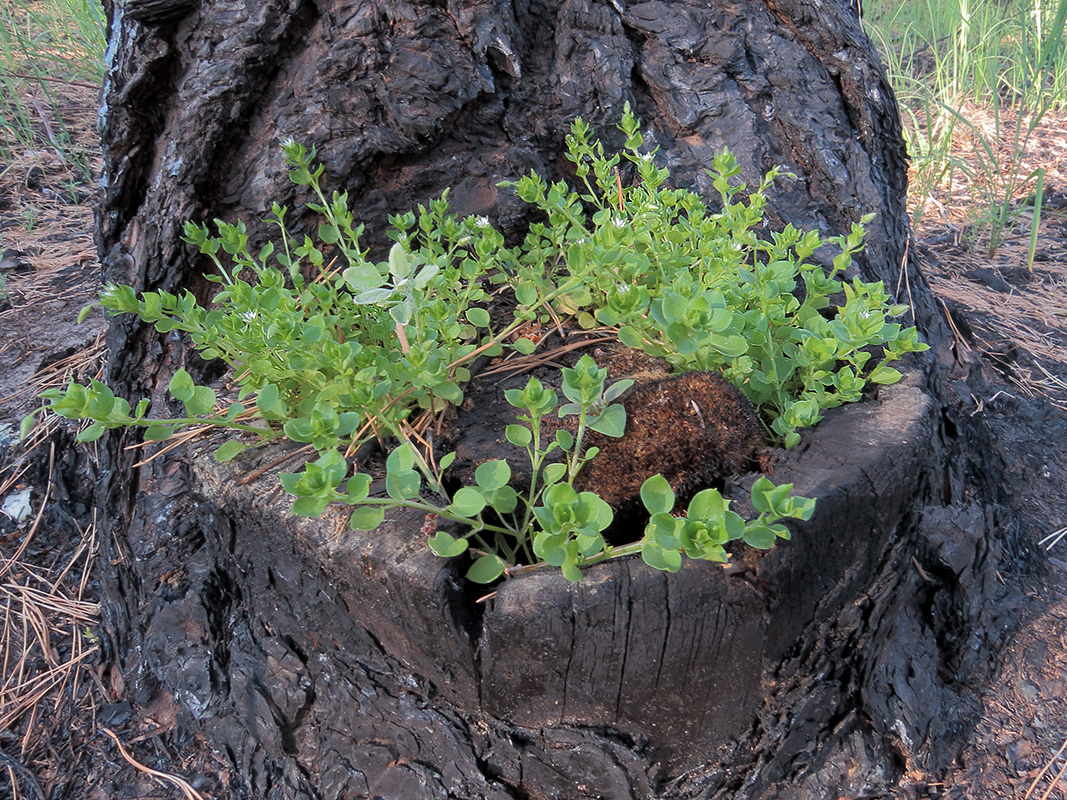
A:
[29,108,925,583]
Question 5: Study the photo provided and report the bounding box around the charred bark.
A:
[92,0,1016,797]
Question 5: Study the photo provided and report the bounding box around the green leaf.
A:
[343,262,384,291]
[743,523,777,550]
[169,369,195,403]
[144,426,174,442]
[256,384,282,417]
[475,460,511,491]
[561,561,584,582]
[353,288,393,304]
[867,363,902,385]
[466,553,507,584]
[515,281,538,306]
[428,531,469,558]
[349,506,386,531]
[390,298,413,326]
[438,451,457,471]
[386,444,415,474]
[617,326,644,349]
[505,424,532,447]
[214,441,247,462]
[485,485,519,514]
[185,385,217,417]
[542,462,567,485]
[18,412,36,441]
[433,381,464,405]
[345,473,372,502]
[278,471,302,494]
[640,474,675,515]
[687,488,725,520]
[513,337,536,355]
[750,476,776,514]
[449,486,487,517]
[465,307,491,328]
[589,494,614,532]
[387,242,414,280]
[77,423,106,443]
[588,404,627,437]
[292,496,329,517]
[386,469,421,500]
[647,511,681,549]
[603,379,634,403]
[641,541,683,572]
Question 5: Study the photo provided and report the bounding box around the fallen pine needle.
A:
[1024,731,1067,800]
[102,728,207,800]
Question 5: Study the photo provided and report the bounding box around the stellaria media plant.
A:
[26,106,926,583]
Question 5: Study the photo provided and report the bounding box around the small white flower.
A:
[474,216,490,228]
[639,152,654,162]
[612,217,625,228]
[241,310,258,322]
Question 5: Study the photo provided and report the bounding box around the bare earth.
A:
[0,82,1065,798]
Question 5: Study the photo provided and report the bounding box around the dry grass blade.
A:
[101,728,207,800]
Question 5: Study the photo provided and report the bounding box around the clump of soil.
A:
[575,370,763,511]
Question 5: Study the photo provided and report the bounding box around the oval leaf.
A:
[77,423,106,443]
[428,531,469,558]
[588,403,626,438]
[349,506,386,531]
[506,424,532,447]
[186,385,217,417]
[466,553,506,584]
[475,460,511,491]
[640,474,675,515]
[214,441,248,462]
[448,486,487,518]
[465,307,491,328]
[169,368,195,403]
[512,337,536,355]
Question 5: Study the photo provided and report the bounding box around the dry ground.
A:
[0,80,1066,799]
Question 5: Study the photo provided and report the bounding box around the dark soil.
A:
[2,90,1067,798]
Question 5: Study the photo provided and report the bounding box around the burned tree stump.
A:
[91,0,1016,796]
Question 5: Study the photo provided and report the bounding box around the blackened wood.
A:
[90,0,1014,797]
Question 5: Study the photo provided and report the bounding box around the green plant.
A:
[0,0,105,170]
[944,96,1048,264]
[18,204,38,232]
[260,356,815,583]
[864,0,1066,252]
[507,111,927,446]
[30,109,926,582]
